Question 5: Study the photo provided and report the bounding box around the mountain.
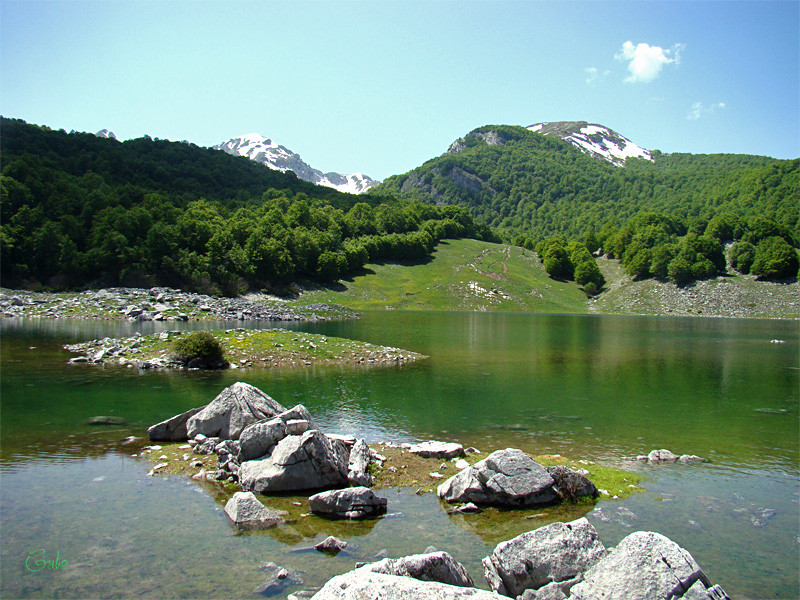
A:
[377,123,798,240]
[214,133,379,194]
[526,121,651,167]
[94,129,117,140]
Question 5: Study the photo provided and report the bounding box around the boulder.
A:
[239,430,349,493]
[147,406,205,442]
[186,382,286,440]
[223,491,287,531]
[347,439,372,487]
[239,418,288,462]
[569,530,727,600]
[239,404,319,462]
[310,571,506,600]
[410,441,465,459]
[545,466,598,501]
[482,517,606,597]
[315,536,350,554]
[309,486,387,519]
[437,449,557,507]
[359,551,474,587]
[648,449,679,463]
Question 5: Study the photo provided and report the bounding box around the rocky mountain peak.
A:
[214,133,379,194]
[527,121,652,167]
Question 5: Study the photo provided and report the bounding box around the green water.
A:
[1,312,798,599]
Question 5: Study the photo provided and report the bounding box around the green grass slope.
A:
[296,238,589,313]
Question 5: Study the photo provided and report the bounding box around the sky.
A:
[1,1,798,181]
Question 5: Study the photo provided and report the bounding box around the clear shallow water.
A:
[1,312,798,599]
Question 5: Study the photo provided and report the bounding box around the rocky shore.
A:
[64,329,426,370]
[139,382,729,599]
[0,287,355,322]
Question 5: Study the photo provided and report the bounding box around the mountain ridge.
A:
[214,133,379,194]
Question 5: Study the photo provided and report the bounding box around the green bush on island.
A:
[172,331,226,366]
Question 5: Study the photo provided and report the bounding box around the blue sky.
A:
[2,1,798,181]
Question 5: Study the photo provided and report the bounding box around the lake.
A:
[1,312,798,599]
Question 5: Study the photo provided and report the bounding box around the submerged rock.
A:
[254,562,304,596]
[186,382,286,440]
[437,448,557,507]
[86,416,128,425]
[482,517,606,597]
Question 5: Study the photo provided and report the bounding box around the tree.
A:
[729,241,756,274]
[751,236,799,280]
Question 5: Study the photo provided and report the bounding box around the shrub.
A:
[172,331,226,368]
[751,236,800,280]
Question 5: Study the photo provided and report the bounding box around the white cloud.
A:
[688,101,726,120]
[615,41,685,83]
[584,67,610,85]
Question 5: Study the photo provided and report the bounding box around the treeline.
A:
[530,211,799,289]
[0,118,493,294]
[376,125,799,241]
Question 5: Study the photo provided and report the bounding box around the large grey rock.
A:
[569,530,726,600]
[309,486,387,519]
[409,441,465,459]
[223,491,286,530]
[239,418,289,461]
[545,466,598,501]
[239,429,349,493]
[347,439,372,487]
[186,382,286,440]
[648,449,679,463]
[437,449,557,507]
[310,571,506,600]
[482,517,606,597]
[359,551,474,587]
[239,404,320,461]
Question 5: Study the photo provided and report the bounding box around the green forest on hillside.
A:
[375,125,799,242]
[0,118,494,294]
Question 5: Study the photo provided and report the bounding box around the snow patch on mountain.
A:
[527,121,652,167]
[214,133,379,194]
[95,129,117,140]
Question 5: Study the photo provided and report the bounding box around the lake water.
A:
[1,312,798,599]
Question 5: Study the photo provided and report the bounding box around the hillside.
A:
[374,124,798,241]
[296,238,799,318]
[0,118,492,294]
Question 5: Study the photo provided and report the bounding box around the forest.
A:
[2,118,797,296]
[375,125,799,242]
[0,118,494,294]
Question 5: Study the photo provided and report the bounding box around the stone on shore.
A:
[309,486,387,520]
[437,448,557,507]
[358,551,474,587]
[569,530,729,600]
[238,405,319,462]
[545,466,598,502]
[310,571,506,600]
[223,491,287,531]
[347,439,373,487]
[147,405,207,442]
[186,382,287,440]
[410,441,465,459]
[482,517,606,598]
[239,429,349,493]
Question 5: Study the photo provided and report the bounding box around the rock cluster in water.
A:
[147,382,728,599]
[0,287,354,322]
[306,518,729,599]
[622,449,709,464]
